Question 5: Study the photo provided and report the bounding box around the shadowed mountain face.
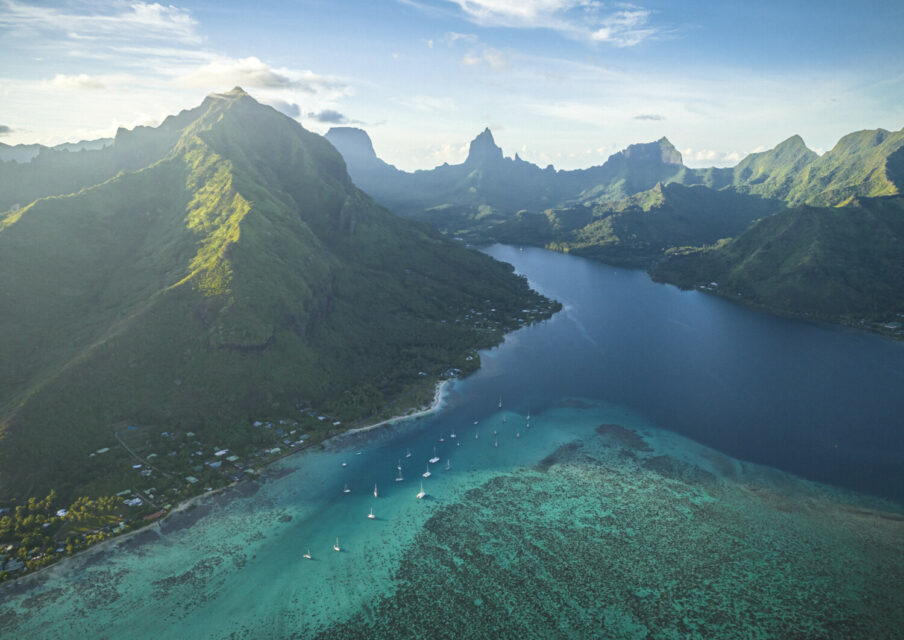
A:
[325,127,697,226]
[328,125,904,221]
[327,124,904,331]
[0,88,555,499]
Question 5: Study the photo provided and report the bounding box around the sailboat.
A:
[343,483,351,494]
[429,447,440,464]
[450,429,456,439]
[494,439,498,448]
[499,395,503,409]
[395,468,404,482]
[303,548,312,560]
[367,506,376,520]
[405,448,412,458]
[516,431,520,438]
[373,483,378,498]
[417,483,426,499]
[438,434,445,442]
[445,458,451,471]
[397,459,402,471]
[423,463,431,478]
[474,431,479,440]
[333,538,341,552]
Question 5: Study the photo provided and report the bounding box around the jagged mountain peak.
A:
[466,127,504,164]
[776,134,808,150]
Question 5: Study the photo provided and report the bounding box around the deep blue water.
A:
[478,244,904,503]
[5,243,904,639]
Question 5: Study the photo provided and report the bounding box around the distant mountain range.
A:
[0,89,555,501]
[0,138,113,164]
[327,124,904,332]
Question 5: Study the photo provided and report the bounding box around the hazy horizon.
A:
[2,0,903,170]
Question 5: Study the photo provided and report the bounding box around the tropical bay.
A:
[2,245,901,639]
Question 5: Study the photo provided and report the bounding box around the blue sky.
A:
[1,0,903,169]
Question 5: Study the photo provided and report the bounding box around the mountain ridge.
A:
[0,88,558,500]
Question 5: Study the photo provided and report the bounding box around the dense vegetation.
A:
[483,183,782,267]
[330,124,904,334]
[651,196,904,330]
[0,88,558,534]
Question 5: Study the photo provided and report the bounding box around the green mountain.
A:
[331,123,904,334]
[0,88,556,501]
[728,135,819,199]
[484,183,782,267]
[566,137,690,204]
[651,196,904,326]
[786,128,904,205]
[325,128,696,229]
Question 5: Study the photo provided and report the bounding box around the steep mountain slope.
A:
[651,196,904,325]
[326,128,700,228]
[0,108,204,211]
[729,135,819,200]
[0,89,556,499]
[563,137,691,204]
[786,128,904,205]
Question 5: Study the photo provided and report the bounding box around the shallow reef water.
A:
[3,244,904,639]
[313,412,904,640]
[1,400,902,639]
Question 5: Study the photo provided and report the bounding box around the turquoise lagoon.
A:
[1,246,902,639]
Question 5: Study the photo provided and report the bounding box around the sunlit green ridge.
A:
[0,89,555,501]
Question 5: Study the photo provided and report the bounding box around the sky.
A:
[1,0,903,170]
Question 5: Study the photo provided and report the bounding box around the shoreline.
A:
[333,378,452,441]
[0,378,453,593]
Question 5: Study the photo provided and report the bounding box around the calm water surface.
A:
[2,244,902,638]
[480,244,904,502]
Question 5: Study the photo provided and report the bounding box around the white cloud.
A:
[443,31,479,45]
[590,9,655,47]
[682,147,744,167]
[175,57,347,96]
[445,0,581,24]
[44,73,108,90]
[420,1,660,45]
[462,46,509,70]
[0,1,200,44]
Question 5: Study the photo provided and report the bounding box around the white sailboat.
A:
[343,483,351,494]
[422,463,431,478]
[395,468,404,482]
[367,506,376,520]
[445,458,451,471]
[373,483,378,498]
[429,447,440,464]
[450,429,456,439]
[439,434,445,442]
[417,483,426,499]
[499,395,503,408]
[303,548,312,560]
[397,459,402,470]
[333,537,341,552]
[494,439,498,448]
[405,448,412,458]
[474,431,479,439]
